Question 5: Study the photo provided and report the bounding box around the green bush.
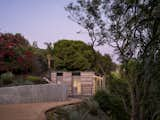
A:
[46,99,108,120]
[25,75,47,84]
[12,76,33,86]
[109,72,129,99]
[0,72,14,85]
[94,90,129,120]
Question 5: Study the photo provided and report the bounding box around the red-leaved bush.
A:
[0,33,34,73]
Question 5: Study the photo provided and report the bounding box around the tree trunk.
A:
[130,82,142,120]
[130,88,139,120]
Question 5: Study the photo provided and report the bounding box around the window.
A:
[72,71,80,76]
[57,72,63,76]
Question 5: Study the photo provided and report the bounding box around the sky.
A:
[0,0,117,62]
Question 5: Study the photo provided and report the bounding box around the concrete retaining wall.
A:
[0,84,67,104]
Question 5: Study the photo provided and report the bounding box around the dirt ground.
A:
[0,98,81,120]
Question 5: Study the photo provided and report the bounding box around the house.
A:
[51,71,105,96]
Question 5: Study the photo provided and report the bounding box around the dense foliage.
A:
[0,33,48,86]
[53,40,93,71]
[53,40,114,74]
[0,33,34,73]
[94,90,129,120]
[46,99,108,120]
[66,0,160,119]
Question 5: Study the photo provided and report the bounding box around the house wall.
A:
[51,71,104,96]
[81,72,95,96]
[63,72,72,96]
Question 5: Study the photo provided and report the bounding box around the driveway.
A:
[0,98,81,120]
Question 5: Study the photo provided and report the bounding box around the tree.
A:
[44,42,54,80]
[66,0,160,120]
[44,42,54,69]
[0,33,34,74]
[53,40,93,71]
[65,1,107,48]
[65,1,108,71]
[52,39,114,73]
[95,53,115,88]
[30,42,48,75]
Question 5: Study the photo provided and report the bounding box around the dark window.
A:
[57,72,63,76]
[72,71,80,76]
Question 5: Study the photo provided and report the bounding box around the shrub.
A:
[0,72,14,85]
[25,75,47,84]
[46,99,108,120]
[12,76,33,86]
[94,90,129,120]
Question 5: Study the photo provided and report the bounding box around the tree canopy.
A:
[52,39,114,74]
[53,40,94,71]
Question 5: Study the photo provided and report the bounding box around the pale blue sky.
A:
[0,0,116,62]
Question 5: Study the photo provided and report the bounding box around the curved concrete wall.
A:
[0,84,67,104]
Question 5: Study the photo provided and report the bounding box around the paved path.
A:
[0,98,81,120]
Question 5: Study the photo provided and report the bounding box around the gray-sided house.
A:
[51,71,105,96]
